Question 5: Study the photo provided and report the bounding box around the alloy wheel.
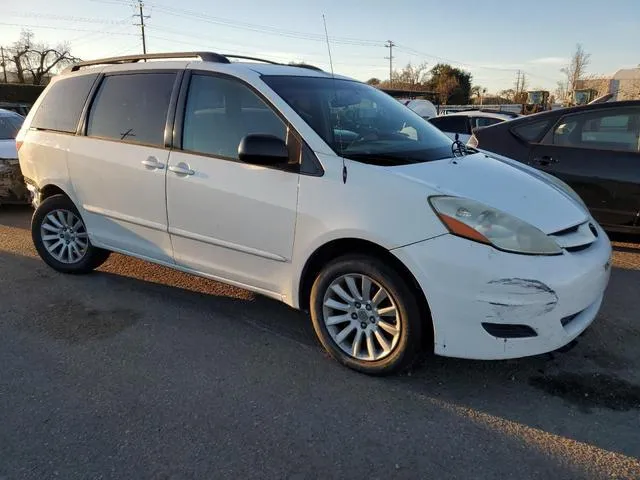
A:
[322,273,401,361]
[40,209,89,264]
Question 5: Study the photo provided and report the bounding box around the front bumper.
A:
[393,229,612,360]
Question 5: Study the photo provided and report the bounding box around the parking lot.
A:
[1,204,639,479]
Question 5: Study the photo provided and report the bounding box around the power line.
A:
[141,2,384,47]
[0,22,138,36]
[3,11,131,25]
[144,32,385,68]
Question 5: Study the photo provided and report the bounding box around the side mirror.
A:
[238,134,289,166]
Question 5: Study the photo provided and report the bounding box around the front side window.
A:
[87,73,176,147]
[182,74,287,159]
[551,108,640,152]
[31,74,98,133]
[263,76,452,165]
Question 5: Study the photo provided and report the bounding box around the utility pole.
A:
[0,47,7,83]
[134,1,149,55]
[384,40,395,86]
[515,70,522,94]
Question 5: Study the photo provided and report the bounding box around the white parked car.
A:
[401,99,438,120]
[429,110,518,143]
[17,52,612,375]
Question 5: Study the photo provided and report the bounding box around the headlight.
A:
[429,196,562,255]
[537,171,587,210]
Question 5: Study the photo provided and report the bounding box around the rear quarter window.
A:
[511,119,552,142]
[31,74,98,133]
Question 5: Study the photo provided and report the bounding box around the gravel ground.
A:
[1,205,639,480]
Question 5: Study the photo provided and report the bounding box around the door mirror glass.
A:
[238,134,289,165]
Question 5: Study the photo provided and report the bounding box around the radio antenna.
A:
[322,14,335,77]
[322,14,347,184]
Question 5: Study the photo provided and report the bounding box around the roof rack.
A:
[223,55,280,65]
[65,51,230,72]
[64,51,323,73]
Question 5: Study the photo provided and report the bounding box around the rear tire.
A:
[32,194,110,274]
[310,255,423,375]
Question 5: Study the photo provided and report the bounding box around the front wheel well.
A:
[298,238,433,345]
[40,184,68,202]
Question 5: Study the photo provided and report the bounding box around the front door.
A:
[166,72,299,296]
[68,72,179,262]
[529,106,640,229]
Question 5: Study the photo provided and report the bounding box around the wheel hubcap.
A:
[40,209,89,264]
[322,274,401,361]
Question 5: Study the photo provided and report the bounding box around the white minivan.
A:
[17,52,612,375]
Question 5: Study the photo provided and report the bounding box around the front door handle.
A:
[168,162,195,176]
[532,155,558,166]
[141,156,165,170]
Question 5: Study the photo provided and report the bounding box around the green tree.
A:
[426,63,472,104]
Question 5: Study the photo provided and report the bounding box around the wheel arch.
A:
[40,183,69,202]
[297,237,433,346]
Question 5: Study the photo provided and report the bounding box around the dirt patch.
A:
[24,299,141,343]
[529,372,640,411]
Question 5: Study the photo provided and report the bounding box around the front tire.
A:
[32,194,110,274]
[310,255,423,375]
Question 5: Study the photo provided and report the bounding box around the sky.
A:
[1,0,639,93]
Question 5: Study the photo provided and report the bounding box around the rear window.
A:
[31,74,98,133]
[429,116,470,134]
[511,119,552,142]
[87,73,176,147]
[0,114,23,140]
[472,117,503,128]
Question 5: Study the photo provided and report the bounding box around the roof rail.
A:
[65,51,230,72]
[63,51,324,74]
[225,56,323,71]
[223,55,280,65]
[290,63,324,72]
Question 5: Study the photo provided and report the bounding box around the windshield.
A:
[0,114,24,140]
[527,92,544,105]
[262,76,453,165]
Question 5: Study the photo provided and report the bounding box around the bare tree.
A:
[470,85,487,104]
[7,30,80,85]
[499,88,516,102]
[381,62,429,90]
[561,43,591,95]
[555,80,568,103]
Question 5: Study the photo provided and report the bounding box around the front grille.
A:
[482,323,538,339]
[550,221,597,252]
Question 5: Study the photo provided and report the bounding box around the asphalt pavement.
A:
[1,205,639,480]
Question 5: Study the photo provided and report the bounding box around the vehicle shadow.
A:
[0,204,32,230]
[608,231,640,246]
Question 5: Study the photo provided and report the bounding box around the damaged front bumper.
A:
[0,158,30,205]
[392,228,612,360]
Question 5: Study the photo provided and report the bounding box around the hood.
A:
[389,153,588,234]
[0,139,18,160]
